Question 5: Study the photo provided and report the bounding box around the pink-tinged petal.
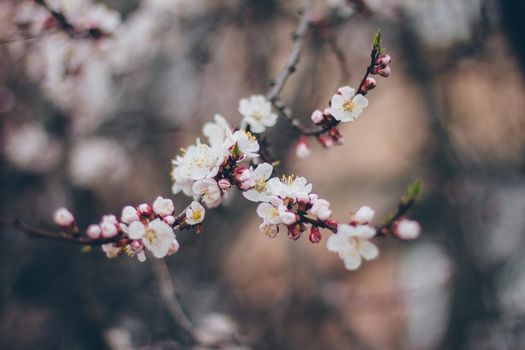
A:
[359,240,379,261]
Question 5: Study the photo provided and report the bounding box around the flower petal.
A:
[359,240,379,261]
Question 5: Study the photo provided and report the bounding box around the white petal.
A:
[351,225,376,239]
[128,221,146,240]
[359,240,379,261]
[338,86,355,100]
[330,94,345,109]
[254,162,273,180]
[352,94,369,108]
[343,250,362,270]
[326,233,347,252]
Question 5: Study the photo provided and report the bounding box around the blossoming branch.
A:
[0,0,421,272]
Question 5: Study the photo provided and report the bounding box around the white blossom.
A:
[397,219,421,239]
[171,166,195,196]
[329,86,368,122]
[256,197,283,225]
[242,162,273,202]
[267,175,312,201]
[185,201,205,225]
[203,114,232,149]
[327,223,379,270]
[224,130,260,159]
[121,206,140,224]
[239,95,277,133]
[128,219,177,258]
[53,207,75,227]
[355,205,375,224]
[192,179,222,208]
[172,139,223,181]
[152,196,175,217]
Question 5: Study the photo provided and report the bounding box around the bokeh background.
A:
[1,0,525,349]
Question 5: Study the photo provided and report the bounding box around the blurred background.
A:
[1,0,525,349]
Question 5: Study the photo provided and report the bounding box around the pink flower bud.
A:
[130,239,144,252]
[53,207,75,227]
[323,108,331,116]
[395,219,420,239]
[317,134,334,148]
[86,224,101,239]
[218,178,231,190]
[287,224,302,240]
[309,226,321,243]
[101,221,118,238]
[328,127,344,145]
[234,167,251,183]
[138,203,152,216]
[374,66,391,77]
[296,136,311,159]
[376,54,391,66]
[325,219,339,230]
[102,215,118,225]
[163,215,176,225]
[310,109,324,124]
[361,77,377,92]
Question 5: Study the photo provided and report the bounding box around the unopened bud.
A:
[121,206,139,224]
[101,221,119,238]
[325,219,339,231]
[309,226,322,243]
[234,167,251,183]
[310,109,324,124]
[53,207,75,227]
[86,224,101,239]
[130,239,144,252]
[361,77,377,92]
[218,178,231,190]
[375,66,391,77]
[287,224,302,240]
[376,54,391,67]
[296,136,312,159]
[328,127,344,145]
[138,203,152,216]
[317,134,334,148]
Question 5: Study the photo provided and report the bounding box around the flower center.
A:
[251,111,263,121]
[254,179,266,192]
[192,210,202,222]
[145,228,156,244]
[244,131,257,142]
[343,100,354,112]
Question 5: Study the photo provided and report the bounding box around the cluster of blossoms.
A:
[53,197,206,262]
[170,95,276,208]
[295,45,392,158]
[40,16,420,271]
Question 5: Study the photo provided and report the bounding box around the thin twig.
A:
[150,259,198,342]
[0,217,120,245]
[266,0,313,101]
